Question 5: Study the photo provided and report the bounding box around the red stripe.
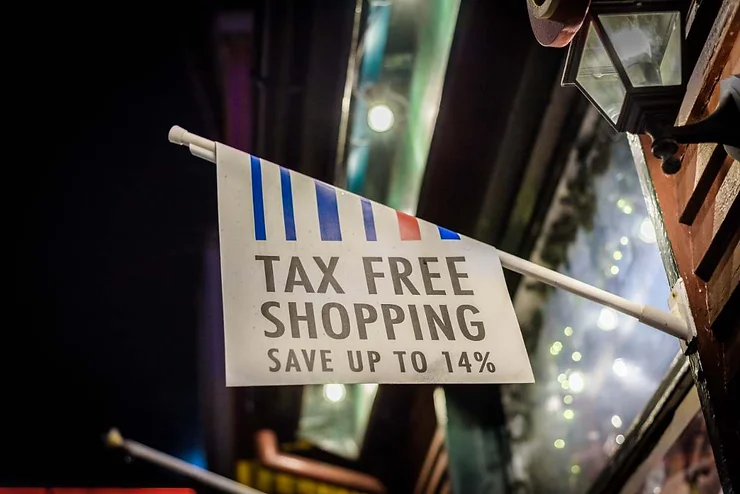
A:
[397,211,422,240]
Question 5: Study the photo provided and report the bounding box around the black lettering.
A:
[381,304,405,340]
[368,351,380,372]
[423,305,455,340]
[408,304,423,340]
[286,257,314,293]
[447,257,474,295]
[289,302,317,338]
[348,350,363,372]
[268,348,280,372]
[389,257,420,295]
[301,349,316,371]
[322,303,350,339]
[354,304,377,340]
[393,350,407,372]
[363,257,385,294]
[419,257,445,295]
[261,301,284,338]
[411,351,427,372]
[320,350,333,372]
[255,255,280,292]
[313,257,344,294]
[457,305,486,341]
[285,349,300,372]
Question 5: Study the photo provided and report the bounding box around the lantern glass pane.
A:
[576,23,626,123]
[599,12,681,87]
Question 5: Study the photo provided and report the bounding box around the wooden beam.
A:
[631,3,740,488]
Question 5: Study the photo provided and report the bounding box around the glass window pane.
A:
[640,408,722,492]
[576,24,626,123]
[599,12,682,87]
[298,383,378,459]
[505,134,681,493]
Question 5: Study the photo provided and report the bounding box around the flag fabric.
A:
[216,143,534,386]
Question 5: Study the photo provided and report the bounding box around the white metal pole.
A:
[496,251,688,339]
[169,126,216,163]
[106,429,265,494]
[168,126,690,341]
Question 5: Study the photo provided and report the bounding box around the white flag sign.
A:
[216,143,534,386]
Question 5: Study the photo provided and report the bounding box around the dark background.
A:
[6,4,221,484]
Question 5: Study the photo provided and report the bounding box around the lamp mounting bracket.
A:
[647,75,740,174]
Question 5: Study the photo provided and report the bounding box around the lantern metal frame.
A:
[562,1,689,135]
[562,1,740,175]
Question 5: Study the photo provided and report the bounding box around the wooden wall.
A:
[634,2,739,489]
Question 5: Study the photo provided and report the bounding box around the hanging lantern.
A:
[559,1,740,174]
[562,2,686,134]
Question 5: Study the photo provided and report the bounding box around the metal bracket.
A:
[650,75,740,174]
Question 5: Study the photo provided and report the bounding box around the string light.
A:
[564,326,573,337]
[563,409,574,420]
[563,395,573,404]
[554,439,565,449]
[571,351,582,362]
[597,308,618,331]
[610,265,620,275]
[323,383,347,403]
[613,358,628,377]
[569,372,585,393]
[620,236,629,245]
[611,415,623,428]
[617,198,633,214]
[613,251,623,260]
[367,104,395,132]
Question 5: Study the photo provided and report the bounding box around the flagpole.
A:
[496,251,687,339]
[169,126,216,163]
[106,429,265,494]
[168,126,690,341]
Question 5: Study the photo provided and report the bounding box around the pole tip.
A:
[106,428,124,448]
[168,125,187,145]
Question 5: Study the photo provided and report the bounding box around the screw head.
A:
[662,156,681,175]
[652,138,679,159]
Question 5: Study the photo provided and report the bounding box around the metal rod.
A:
[106,429,265,494]
[168,126,690,341]
[169,126,217,153]
[496,251,688,339]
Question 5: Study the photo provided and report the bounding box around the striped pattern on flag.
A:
[249,156,460,242]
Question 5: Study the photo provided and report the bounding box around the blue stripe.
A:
[280,167,297,241]
[361,199,377,241]
[438,226,460,240]
[315,182,342,241]
[251,155,266,241]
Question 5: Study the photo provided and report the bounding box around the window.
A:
[505,129,681,493]
[298,383,379,459]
